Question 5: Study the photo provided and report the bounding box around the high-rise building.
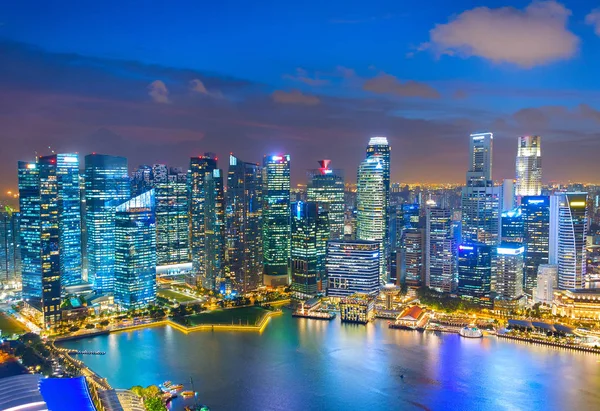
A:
[357,154,388,281]
[400,228,425,288]
[522,196,550,294]
[204,168,225,290]
[130,165,153,196]
[500,208,524,244]
[495,244,525,300]
[290,201,328,298]
[262,154,291,287]
[307,160,344,240]
[426,206,456,292]
[85,154,130,294]
[515,136,542,198]
[534,264,557,304]
[114,190,157,310]
[457,243,493,307]
[550,192,588,290]
[326,240,380,298]
[0,207,20,285]
[226,154,262,293]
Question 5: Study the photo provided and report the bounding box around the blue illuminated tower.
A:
[457,243,492,308]
[521,196,550,293]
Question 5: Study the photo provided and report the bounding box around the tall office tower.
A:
[495,244,525,300]
[262,154,291,287]
[226,155,262,293]
[515,136,542,197]
[500,179,515,212]
[153,166,189,266]
[204,169,225,290]
[114,190,157,310]
[130,165,153,196]
[85,154,130,294]
[0,207,20,284]
[534,264,557,304]
[522,196,550,294]
[500,208,524,244]
[400,228,425,288]
[290,201,328,298]
[189,154,218,287]
[457,243,493,307]
[426,207,456,292]
[550,192,588,290]
[325,240,380,298]
[357,154,388,281]
[307,160,344,240]
[462,133,500,246]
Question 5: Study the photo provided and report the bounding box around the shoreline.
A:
[496,333,600,355]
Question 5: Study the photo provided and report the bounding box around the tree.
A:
[144,385,162,398]
[144,397,166,411]
[130,385,144,397]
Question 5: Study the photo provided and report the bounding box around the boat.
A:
[163,381,172,388]
[181,391,196,399]
[170,384,184,391]
[459,326,483,338]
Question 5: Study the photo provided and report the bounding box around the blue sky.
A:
[1,0,600,189]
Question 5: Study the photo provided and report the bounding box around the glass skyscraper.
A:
[204,168,225,290]
[426,206,456,292]
[114,190,157,310]
[495,244,525,300]
[457,243,492,308]
[515,136,542,197]
[326,240,380,298]
[262,154,291,287]
[307,160,344,240]
[85,154,130,294]
[0,207,20,285]
[401,228,424,288]
[500,208,524,244]
[290,201,328,298]
[521,196,550,293]
[226,155,262,293]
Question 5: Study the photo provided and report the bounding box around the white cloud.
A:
[585,8,600,35]
[148,80,170,104]
[424,1,578,68]
[283,68,329,86]
[272,89,320,105]
[190,79,208,94]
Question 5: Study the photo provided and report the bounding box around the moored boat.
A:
[459,326,483,338]
[181,391,196,399]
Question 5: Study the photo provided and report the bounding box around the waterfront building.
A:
[326,240,380,298]
[400,228,425,288]
[500,208,524,244]
[357,153,388,281]
[515,136,542,198]
[226,154,262,293]
[425,206,456,292]
[0,207,20,285]
[534,264,557,304]
[495,244,525,300]
[290,201,328,298]
[262,154,291,287]
[307,160,344,240]
[339,293,375,323]
[522,196,550,294]
[114,190,157,310]
[553,289,600,320]
[550,192,588,289]
[457,243,493,308]
[85,154,130,294]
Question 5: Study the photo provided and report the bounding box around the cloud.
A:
[586,9,600,35]
[283,68,329,86]
[362,73,440,98]
[148,80,170,103]
[336,66,356,78]
[424,1,578,68]
[453,90,468,99]
[190,78,208,94]
[272,89,320,105]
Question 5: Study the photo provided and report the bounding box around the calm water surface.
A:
[60,312,600,410]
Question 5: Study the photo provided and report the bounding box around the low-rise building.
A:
[340,294,374,324]
[553,289,600,319]
[395,305,429,329]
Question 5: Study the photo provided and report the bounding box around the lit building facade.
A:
[326,240,380,298]
[290,201,328,298]
[522,196,550,293]
[534,264,557,304]
[85,154,130,294]
[114,190,157,310]
[307,160,344,240]
[500,208,524,244]
[515,135,542,197]
[401,228,425,288]
[495,244,525,300]
[426,206,456,292]
[457,243,493,308]
[0,208,20,284]
[550,192,588,290]
[226,154,262,293]
[262,154,291,287]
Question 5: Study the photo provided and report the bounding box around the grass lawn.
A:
[0,312,27,336]
[157,289,198,303]
[185,306,269,326]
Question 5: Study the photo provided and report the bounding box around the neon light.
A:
[368,137,388,145]
[569,201,586,207]
[459,245,474,250]
[271,156,283,161]
[497,246,525,255]
[526,199,545,205]
[62,156,78,163]
[26,163,36,169]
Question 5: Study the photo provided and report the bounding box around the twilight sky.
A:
[1,0,600,195]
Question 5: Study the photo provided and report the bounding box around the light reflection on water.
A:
[60,312,600,411]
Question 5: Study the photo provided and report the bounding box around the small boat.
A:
[181,391,196,399]
[170,384,184,391]
[163,381,172,388]
[459,326,483,339]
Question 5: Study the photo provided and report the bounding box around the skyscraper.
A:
[522,196,550,294]
[226,154,262,293]
[457,243,493,307]
[0,207,20,285]
[357,154,388,281]
[495,244,525,300]
[114,190,157,310]
[307,160,344,240]
[550,192,588,290]
[401,228,425,288]
[262,154,291,287]
[326,240,380,298]
[426,206,456,292]
[290,201,328,298]
[500,208,524,244]
[515,136,542,197]
[85,154,130,294]
[204,168,225,290]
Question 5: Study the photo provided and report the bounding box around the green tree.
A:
[130,385,144,397]
[144,397,166,411]
[143,385,162,398]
